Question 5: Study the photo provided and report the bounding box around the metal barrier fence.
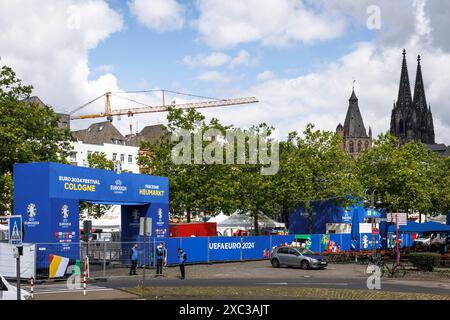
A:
[30,233,416,280]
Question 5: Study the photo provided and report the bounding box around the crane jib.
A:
[70,97,259,120]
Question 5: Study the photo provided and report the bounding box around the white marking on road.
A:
[257,282,289,285]
[32,288,114,295]
[23,284,113,295]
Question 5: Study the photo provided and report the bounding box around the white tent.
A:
[217,211,285,236]
[79,205,121,233]
[207,212,229,224]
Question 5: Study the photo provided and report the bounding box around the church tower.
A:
[390,50,435,144]
[336,87,372,159]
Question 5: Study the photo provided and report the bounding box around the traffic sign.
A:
[139,217,152,236]
[387,212,407,225]
[8,215,23,246]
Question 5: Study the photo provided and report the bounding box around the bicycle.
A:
[367,254,406,278]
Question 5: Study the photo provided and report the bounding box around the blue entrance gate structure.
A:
[13,162,169,269]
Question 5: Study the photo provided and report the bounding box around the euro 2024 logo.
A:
[27,203,37,219]
[62,204,69,220]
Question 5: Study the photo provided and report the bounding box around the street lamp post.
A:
[364,189,382,257]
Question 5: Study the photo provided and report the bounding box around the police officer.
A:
[129,243,139,276]
[177,248,187,279]
[155,242,166,277]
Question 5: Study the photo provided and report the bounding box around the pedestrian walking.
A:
[177,248,187,279]
[155,242,166,277]
[129,243,139,276]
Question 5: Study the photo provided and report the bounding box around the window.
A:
[69,152,77,162]
[365,141,370,150]
[357,141,362,153]
[120,154,125,162]
[87,151,92,157]
[349,141,354,153]
[278,247,289,254]
[288,248,299,256]
[128,155,133,163]
[112,153,117,161]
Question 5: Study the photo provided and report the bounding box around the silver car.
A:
[270,247,328,269]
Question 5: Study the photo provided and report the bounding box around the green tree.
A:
[139,107,227,222]
[357,133,449,220]
[0,65,74,214]
[79,152,114,220]
[274,124,361,232]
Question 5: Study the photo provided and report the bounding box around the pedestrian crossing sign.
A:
[8,215,23,246]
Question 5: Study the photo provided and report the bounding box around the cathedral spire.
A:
[397,49,413,108]
[413,54,427,110]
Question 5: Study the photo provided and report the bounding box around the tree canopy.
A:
[0,65,74,214]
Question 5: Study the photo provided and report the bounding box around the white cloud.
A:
[204,41,450,145]
[193,0,347,49]
[0,0,123,127]
[196,71,232,83]
[183,52,231,67]
[256,71,276,81]
[229,50,251,68]
[129,0,184,32]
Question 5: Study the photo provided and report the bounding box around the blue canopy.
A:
[388,221,450,233]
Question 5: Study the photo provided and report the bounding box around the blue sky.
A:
[1,0,449,143]
[88,0,374,98]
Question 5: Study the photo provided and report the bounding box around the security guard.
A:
[155,242,166,277]
[129,243,139,276]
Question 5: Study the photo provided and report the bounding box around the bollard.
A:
[30,276,34,300]
[83,271,87,296]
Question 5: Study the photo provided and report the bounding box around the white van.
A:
[0,275,32,300]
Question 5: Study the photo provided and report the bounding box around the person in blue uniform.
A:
[129,243,139,276]
[177,248,187,279]
[155,242,166,277]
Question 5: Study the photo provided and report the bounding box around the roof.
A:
[72,121,127,146]
[388,221,450,233]
[425,143,450,157]
[343,89,368,138]
[126,124,167,147]
[21,96,70,129]
[217,211,285,229]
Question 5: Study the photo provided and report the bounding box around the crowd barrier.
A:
[29,233,413,279]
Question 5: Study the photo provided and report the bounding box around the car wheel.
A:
[271,259,280,268]
[301,260,309,270]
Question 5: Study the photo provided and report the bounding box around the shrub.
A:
[408,252,442,271]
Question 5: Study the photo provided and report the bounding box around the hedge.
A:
[408,252,442,271]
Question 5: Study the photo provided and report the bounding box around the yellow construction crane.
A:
[69,90,259,121]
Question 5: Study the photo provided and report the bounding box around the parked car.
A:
[414,232,448,253]
[0,275,32,300]
[270,246,327,269]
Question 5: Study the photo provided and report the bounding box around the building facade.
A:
[336,88,372,159]
[390,50,435,144]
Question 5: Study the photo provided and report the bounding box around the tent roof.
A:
[208,212,229,224]
[388,221,450,233]
[218,212,285,228]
